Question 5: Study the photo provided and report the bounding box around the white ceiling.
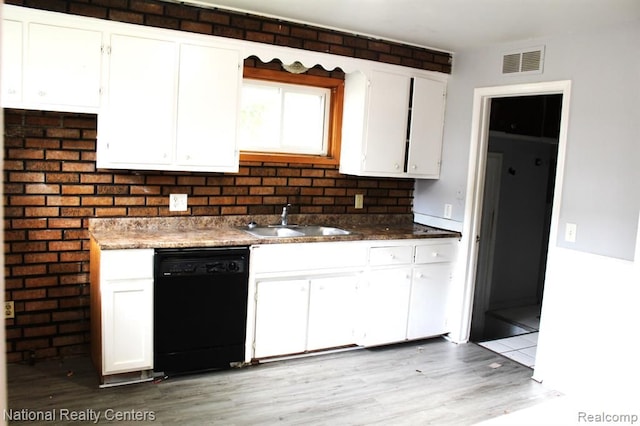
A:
[176,0,640,52]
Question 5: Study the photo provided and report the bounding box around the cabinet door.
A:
[25,22,102,110]
[362,70,410,174]
[254,279,309,358]
[358,267,412,346]
[98,32,177,167]
[1,19,23,106]
[307,275,359,351]
[407,264,452,339]
[406,77,446,178]
[102,278,153,374]
[175,43,240,171]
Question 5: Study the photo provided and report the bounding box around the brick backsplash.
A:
[4,0,452,74]
[3,108,414,362]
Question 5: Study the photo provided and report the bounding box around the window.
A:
[240,80,330,155]
[239,67,344,165]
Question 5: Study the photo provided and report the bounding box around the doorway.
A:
[472,93,561,340]
[460,84,570,370]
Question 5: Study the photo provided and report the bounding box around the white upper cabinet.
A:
[1,19,24,104]
[98,32,178,168]
[175,43,241,170]
[2,6,103,112]
[406,77,447,178]
[97,28,242,172]
[26,23,103,110]
[360,70,411,174]
[340,68,447,179]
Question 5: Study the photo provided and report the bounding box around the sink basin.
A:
[298,226,351,236]
[242,226,305,238]
[240,225,351,238]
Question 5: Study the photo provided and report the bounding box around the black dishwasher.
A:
[154,246,249,375]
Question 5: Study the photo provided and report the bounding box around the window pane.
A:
[282,91,327,154]
[238,85,281,151]
[239,79,329,155]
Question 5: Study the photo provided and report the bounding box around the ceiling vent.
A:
[502,46,545,75]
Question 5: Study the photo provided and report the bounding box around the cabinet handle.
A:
[417,273,424,279]
[38,90,46,97]
[394,163,400,169]
[411,164,417,170]
[432,252,439,257]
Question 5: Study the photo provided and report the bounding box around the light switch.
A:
[565,223,577,242]
[170,194,188,212]
[444,204,453,219]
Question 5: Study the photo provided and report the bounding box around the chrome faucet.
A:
[281,203,292,226]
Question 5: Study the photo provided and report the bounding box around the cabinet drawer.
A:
[414,243,457,264]
[251,242,368,273]
[101,249,154,280]
[369,246,413,266]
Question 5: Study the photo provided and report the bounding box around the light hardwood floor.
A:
[7,338,561,425]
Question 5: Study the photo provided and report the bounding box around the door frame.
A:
[451,81,572,346]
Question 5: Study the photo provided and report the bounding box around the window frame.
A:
[239,66,344,165]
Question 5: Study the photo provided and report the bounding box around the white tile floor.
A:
[478,332,538,368]
[478,304,541,368]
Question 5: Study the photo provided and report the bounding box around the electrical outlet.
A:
[354,194,364,209]
[5,301,14,319]
[169,194,188,212]
[444,204,453,219]
[565,223,577,242]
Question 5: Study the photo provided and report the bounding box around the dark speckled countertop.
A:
[89,214,461,250]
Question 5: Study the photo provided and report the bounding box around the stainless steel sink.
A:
[240,225,351,238]
[242,226,305,238]
[298,226,351,236]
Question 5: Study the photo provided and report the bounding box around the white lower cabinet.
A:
[407,263,452,339]
[252,274,361,358]
[357,267,412,347]
[250,242,366,359]
[307,276,359,351]
[90,242,154,386]
[250,238,458,359]
[254,279,310,358]
[102,277,153,375]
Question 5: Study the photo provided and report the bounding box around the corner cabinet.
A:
[90,240,154,387]
[97,28,242,173]
[358,240,457,346]
[340,69,447,179]
[1,5,103,112]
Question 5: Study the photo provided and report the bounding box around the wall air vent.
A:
[502,46,545,75]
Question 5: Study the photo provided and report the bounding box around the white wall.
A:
[415,21,640,261]
[414,21,640,398]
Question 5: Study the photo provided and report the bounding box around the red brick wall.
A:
[3,108,414,362]
[4,0,452,73]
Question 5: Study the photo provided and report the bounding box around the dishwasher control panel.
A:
[160,259,246,276]
[155,247,249,277]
